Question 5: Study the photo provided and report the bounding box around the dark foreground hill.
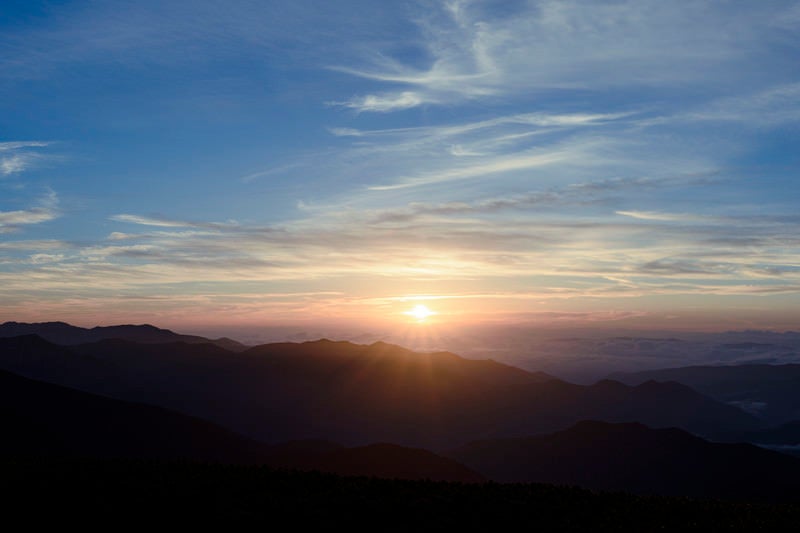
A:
[0,335,761,447]
[269,442,484,483]
[0,368,485,482]
[3,459,800,531]
[448,421,800,501]
[0,320,246,351]
[0,367,274,462]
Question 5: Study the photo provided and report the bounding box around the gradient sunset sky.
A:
[1,1,799,332]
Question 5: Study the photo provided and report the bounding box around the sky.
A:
[1,0,800,334]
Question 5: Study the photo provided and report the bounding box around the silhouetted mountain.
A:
[261,439,345,467]
[0,335,760,447]
[740,421,800,447]
[0,334,138,399]
[0,366,481,481]
[265,442,484,482]
[492,378,762,440]
[0,321,246,351]
[690,419,800,455]
[611,364,800,424]
[0,367,271,462]
[448,421,800,501]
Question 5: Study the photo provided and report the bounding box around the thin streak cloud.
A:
[110,214,239,229]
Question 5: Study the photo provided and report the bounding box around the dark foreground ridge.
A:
[2,458,799,531]
[449,420,800,501]
[0,367,482,482]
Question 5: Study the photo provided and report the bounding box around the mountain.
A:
[742,421,800,445]
[610,364,800,424]
[448,420,800,501]
[732,421,800,455]
[0,367,481,481]
[0,321,247,352]
[0,334,760,447]
[265,442,484,483]
[0,366,272,462]
[459,329,800,384]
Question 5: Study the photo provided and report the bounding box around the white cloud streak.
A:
[368,148,570,190]
[616,211,711,223]
[332,0,798,111]
[110,214,239,229]
[0,190,60,232]
[0,141,51,176]
[332,91,426,113]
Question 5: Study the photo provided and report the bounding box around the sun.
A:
[404,304,436,322]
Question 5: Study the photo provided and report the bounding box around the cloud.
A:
[27,190,797,290]
[28,254,65,265]
[1,155,28,175]
[331,1,798,112]
[0,142,50,151]
[686,83,800,127]
[636,259,734,276]
[332,91,426,113]
[239,163,304,184]
[110,214,239,229]
[329,111,631,140]
[0,240,70,251]
[368,149,570,190]
[0,141,51,176]
[3,195,800,324]
[0,190,60,232]
[317,108,710,200]
[366,174,713,224]
[615,211,712,222]
[0,208,58,226]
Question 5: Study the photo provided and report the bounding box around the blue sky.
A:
[1,0,800,332]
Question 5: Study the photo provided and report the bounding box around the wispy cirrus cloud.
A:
[333,0,798,112]
[321,113,652,194]
[332,91,426,113]
[687,82,800,127]
[368,148,571,191]
[329,111,632,139]
[615,211,712,223]
[0,141,50,151]
[0,190,60,233]
[366,174,706,224]
[110,214,239,229]
[0,141,51,176]
[0,240,71,251]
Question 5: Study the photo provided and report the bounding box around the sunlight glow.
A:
[404,304,436,322]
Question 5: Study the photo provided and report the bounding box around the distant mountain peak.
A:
[0,321,247,352]
[92,323,166,331]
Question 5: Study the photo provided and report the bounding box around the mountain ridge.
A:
[447,420,800,501]
[0,321,247,352]
[0,366,480,481]
[0,332,762,448]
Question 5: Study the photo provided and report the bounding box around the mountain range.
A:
[4,362,800,500]
[7,320,800,501]
[448,420,800,501]
[0,333,761,448]
[0,367,482,482]
[611,364,800,429]
[0,321,246,351]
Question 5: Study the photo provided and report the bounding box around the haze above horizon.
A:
[1,1,799,332]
